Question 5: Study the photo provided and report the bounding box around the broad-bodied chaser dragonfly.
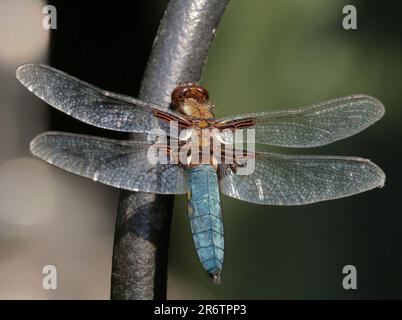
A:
[17,64,385,284]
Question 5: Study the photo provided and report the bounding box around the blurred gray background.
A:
[0,0,401,299]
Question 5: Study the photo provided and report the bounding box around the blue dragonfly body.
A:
[187,165,224,281]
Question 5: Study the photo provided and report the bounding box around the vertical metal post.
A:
[111,0,229,299]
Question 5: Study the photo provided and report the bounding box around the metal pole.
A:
[111,0,229,300]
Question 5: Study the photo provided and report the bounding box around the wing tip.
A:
[29,132,47,156]
[353,94,385,120]
[361,158,386,189]
[29,131,61,156]
[374,165,386,189]
[341,155,386,189]
[16,63,52,83]
[16,64,30,83]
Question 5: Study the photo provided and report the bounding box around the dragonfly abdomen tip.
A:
[209,272,221,284]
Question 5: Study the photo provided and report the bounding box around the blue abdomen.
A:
[187,165,224,283]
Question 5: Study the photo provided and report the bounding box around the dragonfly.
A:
[17,64,385,284]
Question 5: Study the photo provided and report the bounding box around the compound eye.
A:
[171,83,209,108]
[189,87,209,104]
[171,87,187,109]
[198,87,209,103]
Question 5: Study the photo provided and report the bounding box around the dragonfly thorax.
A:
[179,99,215,123]
[171,82,215,121]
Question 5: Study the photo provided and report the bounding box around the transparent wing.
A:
[30,132,188,194]
[17,64,191,133]
[216,95,384,147]
[219,151,385,205]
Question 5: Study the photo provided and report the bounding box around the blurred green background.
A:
[0,0,400,299]
[168,0,402,298]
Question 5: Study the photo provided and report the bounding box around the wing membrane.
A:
[30,132,188,194]
[17,64,190,134]
[216,95,384,147]
[219,151,385,205]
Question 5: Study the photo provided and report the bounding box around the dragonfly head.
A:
[171,81,210,110]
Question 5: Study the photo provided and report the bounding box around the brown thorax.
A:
[171,82,215,124]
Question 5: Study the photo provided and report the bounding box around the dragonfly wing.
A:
[216,95,384,147]
[219,151,385,205]
[30,132,188,194]
[17,64,190,133]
